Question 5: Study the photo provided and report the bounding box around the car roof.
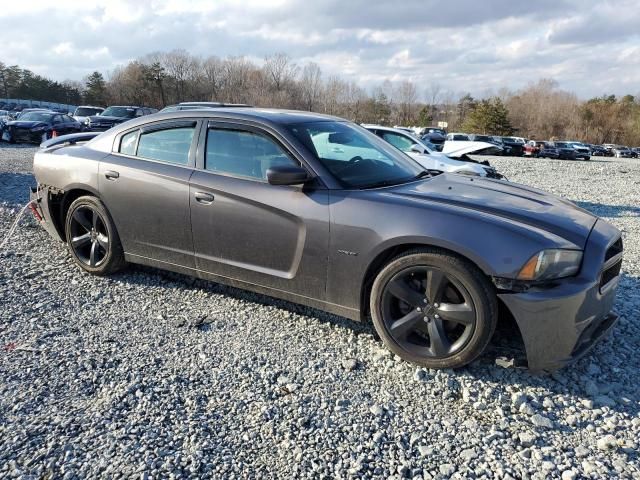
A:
[178,101,251,107]
[147,107,342,126]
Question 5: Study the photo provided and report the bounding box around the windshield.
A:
[75,107,103,116]
[17,112,53,122]
[286,121,424,189]
[101,106,137,118]
[474,135,493,142]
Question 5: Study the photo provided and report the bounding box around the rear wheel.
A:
[370,249,497,369]
[65,196,125,275]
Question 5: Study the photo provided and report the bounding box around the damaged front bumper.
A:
[498,219,622,372]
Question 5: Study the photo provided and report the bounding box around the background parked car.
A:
[419,127,446,151]
[537,142,560,159]
[468,134,495,144]
[85,105,157,131]
[1,111,82,144]
[589,144,610,157]
[489,136,523,156]
[72,105,105,127]
[566,142,591,160]
[364,125,503,178]
[553,142,579,160]
[446,132,470,141]
[524,140,541,157]
[612,146,634,158]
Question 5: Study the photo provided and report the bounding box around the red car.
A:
[524,141,544,157]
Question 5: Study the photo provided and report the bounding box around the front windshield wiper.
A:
[412,170,432,180]
[359,171,431,190]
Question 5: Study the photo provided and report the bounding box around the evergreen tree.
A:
[84,71,107,106]
[462,97,513,135]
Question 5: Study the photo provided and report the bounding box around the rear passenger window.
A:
[205,128,297,180]
[119,130,138,155]
[137,126,194,165]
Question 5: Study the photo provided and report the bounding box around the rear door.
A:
[98,119,200,268]
[189,120,330,299]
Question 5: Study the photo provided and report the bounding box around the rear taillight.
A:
[28,202,42,221]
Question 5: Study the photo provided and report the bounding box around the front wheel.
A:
[370,249,498,369]
[65,196,126,275]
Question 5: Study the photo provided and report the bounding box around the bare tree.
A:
[262,53,299,92]
[395,80,418,125]
[300,62,323,111]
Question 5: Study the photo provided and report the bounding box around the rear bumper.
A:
[29,185,64,241]
[499,219,622,372]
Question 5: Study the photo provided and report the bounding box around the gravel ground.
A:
[1,146,639,479]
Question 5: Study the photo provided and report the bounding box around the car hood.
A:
[7,121,47,129]
[408,151,487,176]
[383,174,597,248]
[442,140,502,157]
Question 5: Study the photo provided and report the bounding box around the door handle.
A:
[194,192,215,204]
[104,170,119,180]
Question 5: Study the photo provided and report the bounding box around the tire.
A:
[65,196,126,275]
[369,248,498,369]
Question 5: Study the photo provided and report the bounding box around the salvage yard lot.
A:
[1,146,639,479]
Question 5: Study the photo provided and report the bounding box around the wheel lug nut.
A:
[423,299,428,304]
[434,314,440,319]
[434,303,439,308]
[416,307,421,312]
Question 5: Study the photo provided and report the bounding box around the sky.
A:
[2,0,639,99]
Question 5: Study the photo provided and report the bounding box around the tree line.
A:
[2,52,640,145]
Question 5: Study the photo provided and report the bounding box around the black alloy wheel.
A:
[381,266,476,358]
[65,196,125,275]
[69,205,109,268]
[370,249,497,369]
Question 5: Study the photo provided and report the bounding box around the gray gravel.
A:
[1,147,639,479]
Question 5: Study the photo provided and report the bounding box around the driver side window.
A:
[205,128,298,181]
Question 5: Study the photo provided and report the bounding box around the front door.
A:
[189,122,330,299]
[98,120,199,268]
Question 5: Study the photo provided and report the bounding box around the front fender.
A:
[326,191,577,312]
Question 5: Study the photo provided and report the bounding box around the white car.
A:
[72,105,105,126]
[363,125,503,178]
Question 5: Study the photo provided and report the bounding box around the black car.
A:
[552,142,579,160]
[589,144,610,157]
[420,127,446,151]
[538,142,560,159]
[85,106,157,132]
[501,137,524,156]
[1,111,82,144]
[159,101,251,112]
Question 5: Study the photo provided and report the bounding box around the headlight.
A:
[83,118,90,125]
[517,249,583,281]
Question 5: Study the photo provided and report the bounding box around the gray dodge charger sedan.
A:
[30,108,623,371]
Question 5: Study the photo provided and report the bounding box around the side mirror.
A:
[266,165,310,186]
[410,143,426,154]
